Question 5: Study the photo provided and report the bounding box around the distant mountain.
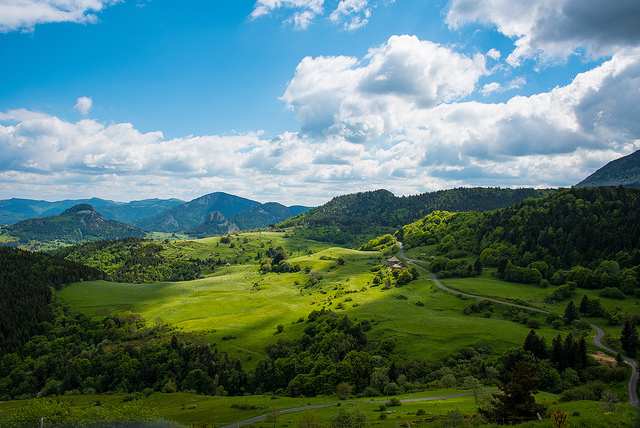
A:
[132,192,262,233]
[280,187,550,245]
[180,202,313,238]
[0,204,147,248]
[576,150,640,188]
[96,198,185,222]
[0,197,184,225]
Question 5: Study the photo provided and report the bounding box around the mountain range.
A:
[0,197,184,226]
[0,193,313,248]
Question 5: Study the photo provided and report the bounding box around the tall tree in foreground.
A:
[479,360,547,424]
[563,301,579,325]
[621,320,639,357]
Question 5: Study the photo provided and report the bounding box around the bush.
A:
[599,287,626,300]
[526,319,542,329]
[385,398,401,407]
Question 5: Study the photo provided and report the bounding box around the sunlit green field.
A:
[58,233,550,366]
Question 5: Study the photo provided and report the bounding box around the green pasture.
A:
[60,233,546,366]
[1,390,637,428]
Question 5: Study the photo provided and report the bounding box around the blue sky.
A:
[1,0,639,205]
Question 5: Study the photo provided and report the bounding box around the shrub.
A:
[385,398,401,407]
[599,287,626,300]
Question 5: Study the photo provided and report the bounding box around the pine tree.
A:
[564,301,579,325]
[551,335,563,365]
[621,320,639,357]
[576,337,588,370]
[579,294,589,315]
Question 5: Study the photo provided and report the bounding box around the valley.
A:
[1,186,640,427]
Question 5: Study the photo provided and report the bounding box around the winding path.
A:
[398,242,639,408]
[220,245,637,428]
[219,392,499,428]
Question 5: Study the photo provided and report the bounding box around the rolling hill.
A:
[576,150,640,188]
[280,187,550,245]
[0,203,147,248]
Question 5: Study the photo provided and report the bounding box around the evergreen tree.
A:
[523,330,547,360]
[474,258,483,274]
[576,337,588,370]
[479,361,547,424]
[562,333,577,370]
[579,294,589,315]
[551,335,563,365]
[564,301,579,325]
[621,320,639,357]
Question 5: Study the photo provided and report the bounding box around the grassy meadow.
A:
[57,233,553,366]
[1,390,637,428]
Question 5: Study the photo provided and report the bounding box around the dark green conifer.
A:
[564,301,579,324]
[621,320,639,357]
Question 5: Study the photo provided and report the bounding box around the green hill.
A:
[0,204,147,248]
[576,150,640,188]
[281,187,549,245]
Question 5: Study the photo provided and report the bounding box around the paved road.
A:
[398,243,547,313]
[398,242,639,408]
[219,392,500,428]
[220,244,638,428]
[592,325,639,407]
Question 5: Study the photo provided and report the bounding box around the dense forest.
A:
[0,247,105,354]
[281,187,548,245]
[2,301,626,411]
[51,238,219,283]
[392,187,640,297]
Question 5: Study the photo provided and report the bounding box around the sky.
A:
[1,0,639,206]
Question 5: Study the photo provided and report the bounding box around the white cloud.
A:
[282,35,488,141]
[481,82,501,96]
[250,0,390,30]
[250,0,324,29]
[1,45,639,204]
[487,48,501,60]
[0,0,121,33]
[330,0,371,31]
[446,0,640,66]
[74,97,93,116]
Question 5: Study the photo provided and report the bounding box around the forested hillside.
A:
[51,238,218,283]
[0,247,105,354]
[0,204,147,249]
[281,187,548,245]
[393,187,640,295]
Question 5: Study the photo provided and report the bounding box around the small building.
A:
[386,256,405,270]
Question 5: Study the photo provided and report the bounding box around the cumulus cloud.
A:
[282,35,487,141]
[0,0,121,33]
[446,0,640,66]
[2,45,639,204]
[74,97,93,116]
